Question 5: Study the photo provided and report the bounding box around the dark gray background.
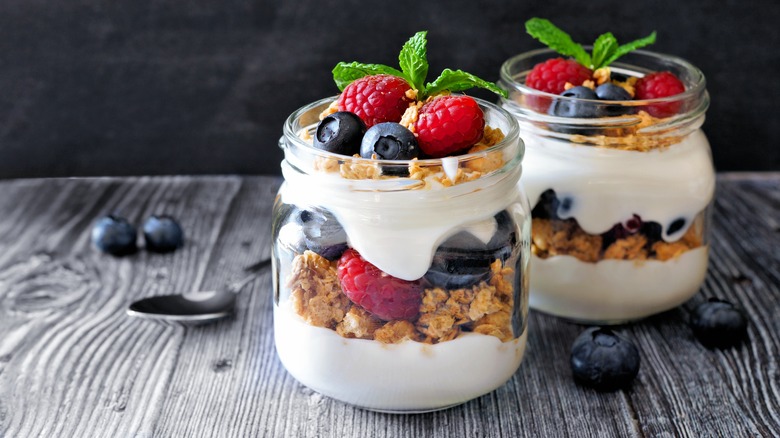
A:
[1,0,777,178]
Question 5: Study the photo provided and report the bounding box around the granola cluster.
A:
[286,251,515,344]
[531,217,703,263]
[311,125,506,186]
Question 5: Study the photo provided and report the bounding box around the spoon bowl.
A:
[127,258,271,325]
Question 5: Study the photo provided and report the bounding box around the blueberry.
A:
[360,123,419,161]
[595,83,634,117]
[595,83,632,101]
[667,218,687,236]
[531,189,561,220]
[296,207,348,260]
[571,327,640,391]
[143,215,184,253]
[549,86,600,118]
[425,211,516,289]
[690,299,748,348]
[92,215,137,256]
[313,111,366,156]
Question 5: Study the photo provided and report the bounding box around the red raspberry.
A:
[337,74,413,127]
[414,95,484,158]
[525,58,592,111]
[635,71,686,117]
[337,248,422,321]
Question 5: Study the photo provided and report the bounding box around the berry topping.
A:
[595,83,635,117]
[525,18,656,71]
[570,327,640,391]
[337,248,422,321]
[337,75,413,128]
[595,83,632,101]
[415,95,485,157]
[690,299,748,349]
[635,71,686,117]
[525,58,593,95]
[313,111,366,155]
[548,86,599,118]
[425,211,516,289]
[143,215,184,253]
[360,122,419,160]
[92,215,137,256]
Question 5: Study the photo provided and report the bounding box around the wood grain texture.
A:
[0,174,778,438]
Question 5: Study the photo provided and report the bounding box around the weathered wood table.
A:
[0,174,778,437]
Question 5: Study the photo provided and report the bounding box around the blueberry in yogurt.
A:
[425,211,516,289]
[280,207,348,260]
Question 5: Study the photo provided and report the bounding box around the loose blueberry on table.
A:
[570,327,641,391]
[92,215,137,256]
[690,298,748,349]
[143,215,184,253]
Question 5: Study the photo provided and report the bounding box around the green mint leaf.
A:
[398,31,429,93]
[602,31,656,67]
[591,32,619,69]
[525,18,591,67]
[425,69,508,98]
[332,62,404,91]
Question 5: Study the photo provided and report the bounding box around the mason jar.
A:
[499,49,713,324]
[272,96,530,412]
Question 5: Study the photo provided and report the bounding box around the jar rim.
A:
[499,48,707,107]
[282,95,523,170]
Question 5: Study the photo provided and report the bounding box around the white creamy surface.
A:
[529,247,709,322]
[280,161,522,281]
[274,303,527,412]
[521,130,715,240]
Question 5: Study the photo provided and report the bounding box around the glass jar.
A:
[499,49,714,323]
[272,96,530,412]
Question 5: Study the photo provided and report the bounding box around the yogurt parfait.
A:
[272,32,530,412]
[499,19,714,323]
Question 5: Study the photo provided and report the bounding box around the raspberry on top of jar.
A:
[299,31,511,186]
[517,18,694,151]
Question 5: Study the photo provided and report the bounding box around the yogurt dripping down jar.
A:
[272,96,530,412]
[499,48,714,324]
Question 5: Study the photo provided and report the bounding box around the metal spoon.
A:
[126,257,272,325]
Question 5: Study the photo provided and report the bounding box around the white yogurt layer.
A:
[274,303,527,412]
[522,130,715,241]
[529,246,709,322]
[279,160,523,281]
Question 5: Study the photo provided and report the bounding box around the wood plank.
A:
[0,175,778,437]
[0,177,242,437]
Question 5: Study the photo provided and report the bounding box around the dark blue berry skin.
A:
[143,215,184,253]
[667,218,687,236]
[425,211,516,289]
[549,86,600,118]
[313,111,366,156]
[595,83,634,117]
[571,327,640,391]
[690,299,748,348]
[282,207,348,260]
[360,123,419,161]
[92,215,137,256]
[595,83,632,101]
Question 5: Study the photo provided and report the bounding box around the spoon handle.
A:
[224,257,273,294]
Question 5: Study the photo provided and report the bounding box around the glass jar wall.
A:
[272,96,530,412]
[499,49,714,323]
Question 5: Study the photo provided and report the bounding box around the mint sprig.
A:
[332,31,508,99]
[525,18,656,70]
